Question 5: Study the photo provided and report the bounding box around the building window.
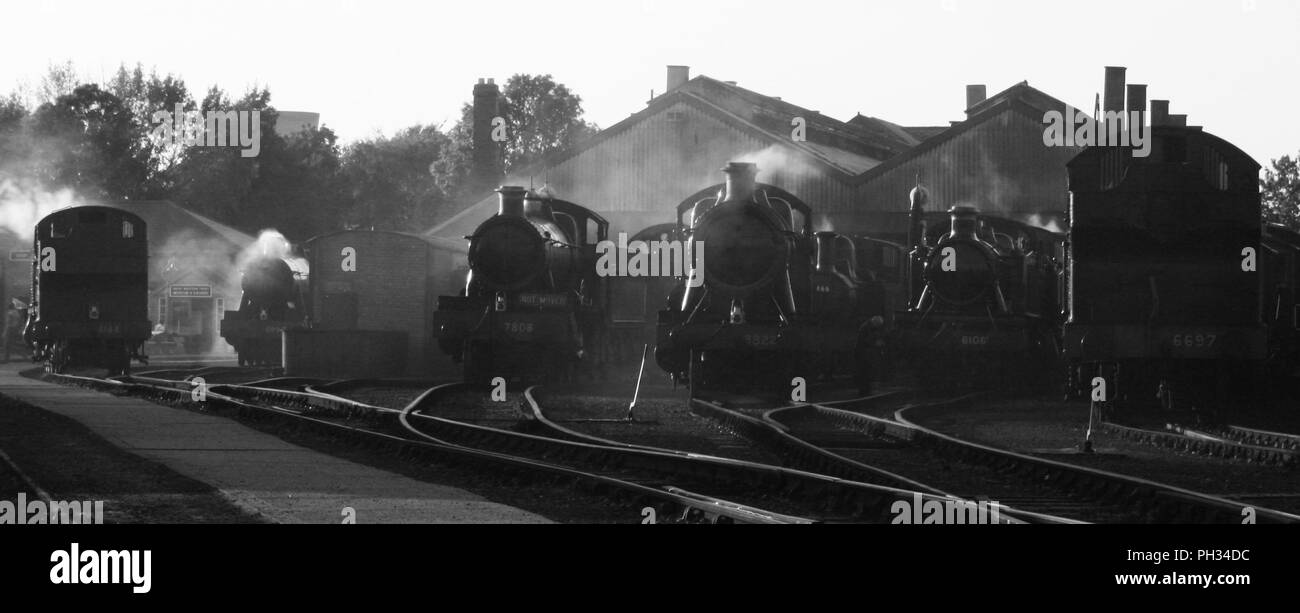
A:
[215,298,225,321]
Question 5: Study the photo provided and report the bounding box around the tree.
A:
[1262,153,1299,231]
[342,125,455,231]
[437,73,598,201]
[169,87,282,233]
[500,74,598,171]
[108,63,194,186]
[30,84,151,200]
[0,96,28,167]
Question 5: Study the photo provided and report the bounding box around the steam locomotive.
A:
[1063,125,1268,414]
[219,255,307,366]
[434,186,609,384]
[655,162,889,394]
[1261,223,1300,379]
[23,205,152,374]
[892,188,1065,387]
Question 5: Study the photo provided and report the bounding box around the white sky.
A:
[1,0,1297,164]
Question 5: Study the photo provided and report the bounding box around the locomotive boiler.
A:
[434,186,609,384]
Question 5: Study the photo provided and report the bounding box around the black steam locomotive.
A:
[1063,125,1266,413]
[1261,223,1300,379]
[655,162,889,394]
[892,187,1065,387]
[23,205,152,374]
[434,186,609,384]
[219,255,307,366]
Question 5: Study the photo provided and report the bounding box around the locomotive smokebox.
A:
[948,206,980,240]
[721,162,759,204]
[497,186,527,217]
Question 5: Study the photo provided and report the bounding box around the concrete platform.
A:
[0,362,550,524]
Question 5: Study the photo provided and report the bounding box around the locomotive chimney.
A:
[473,78,504,194]
[721,162,758,203]
[1150,99,1170,127]
[948,206,980,240]
[667,65,690,92]
[1126,83,1147,129]
[1103,66,1126,116]
[965,84,987,112]
[814,232,838,273]
[497,186,527,217]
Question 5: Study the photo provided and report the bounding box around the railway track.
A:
[1193,424,1300,452]
[1100,421,1297,467]
[524,387,784,465]
[44,371,1045,523]
[35,372,810,523]
[398,383,1034,523]
[692,394,1300,524]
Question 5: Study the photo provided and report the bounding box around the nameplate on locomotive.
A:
[518,293,569,309]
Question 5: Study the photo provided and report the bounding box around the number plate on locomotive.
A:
[96,322,122,335]
[518,293,569,308]
[742,333,778,348]
[501,321,536,336]
[1170,332,1217,349]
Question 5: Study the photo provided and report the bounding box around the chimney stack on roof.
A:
[1126,83,1147,128]
[472,78,504,194]
[667,65,690,92]
[965,84,987,111]
[1103,66,1126,116]
[1150,99,1170,126]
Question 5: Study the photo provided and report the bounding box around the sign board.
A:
[8,251,33,262]
[169,285,212,298]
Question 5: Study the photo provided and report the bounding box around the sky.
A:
[1,0,1298,165]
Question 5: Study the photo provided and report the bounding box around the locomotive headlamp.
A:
[88,305,100,320]
[729,299,745,324]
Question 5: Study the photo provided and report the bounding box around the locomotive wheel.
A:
[106,340,129,376]
[48,341,69,374]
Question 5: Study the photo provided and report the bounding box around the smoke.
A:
[236,229,310,278]
[733,144,818,184]
[1023,213,1065,234]
[0,179,79,240]
[151,228,310,358]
